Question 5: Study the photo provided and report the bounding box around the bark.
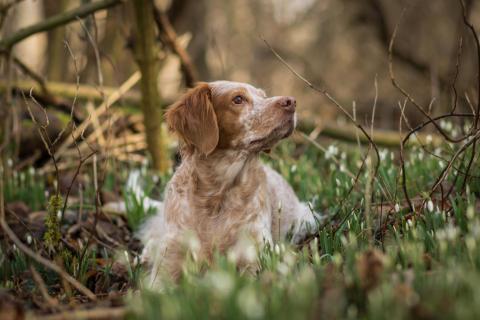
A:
[131,0,171,173]
[45,0,68,81]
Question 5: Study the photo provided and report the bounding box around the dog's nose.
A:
[277,96,296,113]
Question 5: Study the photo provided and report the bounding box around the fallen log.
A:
[298,121,443,148]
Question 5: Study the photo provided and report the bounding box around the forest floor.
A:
[1,132,480,320]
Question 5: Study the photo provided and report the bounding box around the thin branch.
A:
[0,0,123,50]
[0,164,96,301]
[261,36,382,179]
[152,4,199,87]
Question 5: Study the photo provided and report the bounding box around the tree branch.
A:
[0,0,123,50]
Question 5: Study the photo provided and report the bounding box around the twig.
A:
[30,266,59,308]
[261,36,381,178]
[0,164,97,301]
[48,71,141,164]
[0,0,123,50]
[152,4,198,87]
[27,307,126,320]
[388,8,472,144]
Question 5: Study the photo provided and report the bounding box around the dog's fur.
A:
[140,81,318,283]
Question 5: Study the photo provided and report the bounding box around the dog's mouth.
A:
[249,117,295,151]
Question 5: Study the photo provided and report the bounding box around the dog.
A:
[137,81,319,284]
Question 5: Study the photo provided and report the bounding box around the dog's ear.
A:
[165,83,219,156]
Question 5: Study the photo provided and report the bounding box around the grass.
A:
[1,127,479,319]
[126,137,480,319]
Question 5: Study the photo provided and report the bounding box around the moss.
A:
[43,194,63,253]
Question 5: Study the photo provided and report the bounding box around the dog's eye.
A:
[232,95,244,105]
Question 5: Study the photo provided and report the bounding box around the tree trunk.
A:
[131,0,171,173]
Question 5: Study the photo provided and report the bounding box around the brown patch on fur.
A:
[165,83,219,156]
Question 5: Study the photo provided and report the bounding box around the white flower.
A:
[133,256,139,267]
[394,203,400,213]
[324,145,339,159]
[274,244,281,255]
[436,224,459,241]
[26,234,32,245]
[379,149,388,161]
[426,200,434,213]
[290,165,297,173]
[466,237,476,252]
[237,287,264,319]
[276,262,289,275]
[438,160,445,169]
[426,135,433,144]
[467,206,475,220]
[207,270,234,297]
[335,178,341,187]
[56,210,62,219]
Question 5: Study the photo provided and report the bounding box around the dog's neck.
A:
[192,149,258,188]
[180,149,262,215]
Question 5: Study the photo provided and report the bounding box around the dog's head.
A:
[165,81,296,156]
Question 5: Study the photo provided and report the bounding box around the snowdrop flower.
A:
[341,152,347,160]
[406,219,413,230]
[436,224,459,241]
[56,210,62,219]
[394,203,400,213]
[324,145,339,159]
[379,149,388,161]
[426,200,434,213]
[133,256,139,267]
[426,135,433,144]
[26,234,32,245]
[440,120,452,131]
[451,128,458,138]
[237,287,264,319]
[207,271,234,297]
[7,158,13,167]
[340,164,346,172]
[340,235,348,246]
[290,165,297,173]
[274,244,281,255]
[283,251,296,268]
[467,205,475,220]
[466,236,476,252]
[335,178,341,187]
[277,262,289,275]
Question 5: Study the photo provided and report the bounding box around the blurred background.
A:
[0,0,477,171]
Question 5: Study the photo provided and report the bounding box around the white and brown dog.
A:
[135,81,319,283]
